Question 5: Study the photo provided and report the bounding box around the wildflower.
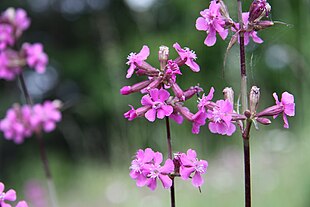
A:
[197,87,215,112]
[0,182,17,207]
[195,0,228,46]
[173,42,200,72]
[0,104,32,144]
[2,8,30,38]
[178,149,208,187]
[206,99,236,136]
[141,88,173,122]
[273,92,295,128]
[129,149,174,190]
[0,50,22,80]
[22,43,48,73]
[126,45,150,78]
[30,100,62,133]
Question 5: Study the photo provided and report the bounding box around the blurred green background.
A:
[0,0,309,206]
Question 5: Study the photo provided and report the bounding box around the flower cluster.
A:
[0,8,48,80]
[129,148,208,190]
[0,182,28,207]
[121,43,203,124]
[196,0,273,46]
[0,100,62,144]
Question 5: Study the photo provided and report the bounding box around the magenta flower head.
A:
[141,88,173,122]
[0,24,14,50]
[0,104,32,144]
[2,8,31,38]
[30,100,62,133]
[22,43,48,74]
[0,50,22,80]
[173,42,200,72]
[129,148,174,191]
[196,0,229,47]
[207,99,236,136]
[177,149,208,188]
[273,92,295,128]
[0,182,17,207]
[126,45,150,78]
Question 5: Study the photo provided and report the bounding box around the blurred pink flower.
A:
[22,43,48,73]
[2,8,30,38]
[196,0,228,46]
[30,101,62,133]
[0,24,14,50]
[126,45,150,78]
[0,105,32,144]
[16,201,29,207]
[24,180,47,207]
[0,50,22,80]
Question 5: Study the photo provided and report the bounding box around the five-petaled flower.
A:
[273,92,295,128]
[0,182,17,207]
[126,45,150,79]
[173,42,200,72]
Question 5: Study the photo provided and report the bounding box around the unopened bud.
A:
[254,20,274,31]
[184,85,203,100]
[244,110,251,119]
[159,45,169,71]
[171,83,185,101]
[249,86,260,113]
[256,117,271,125]
[52,100,63,109]
[249,0,271,23]
[223,87,234,104]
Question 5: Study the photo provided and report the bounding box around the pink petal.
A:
[192,172,204,187]
[159,174,172,189]
[284,103,295,116]
[180,166,195,180]
[196,17,208,31]
[138,45,150,60]
[251,32,263,44]
[161,105,173,117]
[4,189,16,201]
[153,152,163,165]
[146,178,157,191]
[281,92,294,104]
[208,122,217,134]
[150,89,159,101]
[160,159,174,174]
[126,64,136,79]
[283,114,289,128]
[185,59,200,72]
[186,149,197,160]
[157,109,166,119]
[273,92,280,104]
[204,28,217,46]
[243,32,250,46]
[218,29,228,40]
[169,113,183,124]
[141,94,153,106]
[158,89,170,101]
[16,201,28,207]
[145,109,156,122]
[136,174,148,187]
[226,123,236,136]
[143,148,155,162]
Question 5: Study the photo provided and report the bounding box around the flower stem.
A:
[18,73,59,207]
[237,1,252,207]
[165,117,175,207]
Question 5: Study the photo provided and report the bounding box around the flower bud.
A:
[183,85,203,101]
[253,20,274,31]
[249,86,260,113]
[120,80,151,95]
[223,87,234,104]
[171,83,185,101]
[256,117,271,125]
[248,0,271,23]
[159,45,169,71]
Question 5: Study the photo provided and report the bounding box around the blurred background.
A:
[0,0,309,206]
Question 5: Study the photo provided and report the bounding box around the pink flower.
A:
[178,149,208,187]
[197,87,215,111]
[141,88,173,122]
[0,182,17,207]
[0,24,14,50]
[196,0,228,46]
[2,8,31,38]
[233,12,263,45]
[0,105,33,144]
[0,51,22,80]
[22,43,48,73]
[30,101,62,133]
[126,45,150,78]
[124,105,137,121]
[206,99,236,136]
[129,148,174,191]
[173,43,200,72]
[273,92,295,128]
[165,60,181,85]
[145,152,174,191]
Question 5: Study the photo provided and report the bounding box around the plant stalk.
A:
[237,1,252,207]
[165,117,175,207]
[18,74,59,207]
